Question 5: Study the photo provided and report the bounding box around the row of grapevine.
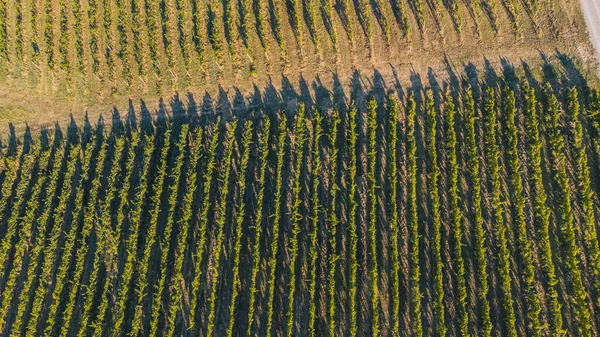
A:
[568,89,600,314]
[285,105,308,337]
[94,134,140,336]
[129,128,172,336]
[444,95,469,335]
[347,106,359,336]
[206,120,237,336]
[544,88,591,336]
[246,117,272,335]
[23,143,87,336]
[0,152,20,221]
[425,90,446,336]
[522,84,564,335]
[75,137,126,337]
[463,87,492,337]
[188,125,221,332]
[481,87,516,336]
[387,97,401,335]
[326,110,341,337]
[307,112,323,336]
[165,127,203,336]
[205,120,238,336]
[366,97,380,336]
[0,150,39,282]
[148,125,188,336]
[110,134,156,336]
[14,145,79,337]
[265,114,288,337]
[58,137,120,337]
[226,121,254,336]
[7,144,66,337]
[43,141,108,336]
[501,87,542,335]
[0,147,54,330]
[406,93,422,336]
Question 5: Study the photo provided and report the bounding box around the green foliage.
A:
[347,105,359,336]
[75,137,127,337]
[207,0,224,64]
[327,110,341,337]
[322,0,338,49]
[0,155,18,219]
[0,0,7,60]
[0,151,39,278]
[372,0,391,44]
[146,0,164,78]
[255,0,270,54]
[71,0,84,72]
[166,127,203,335]
[111,134,155,336]
[425,90,446,336]
[464,88,492,337]
[44,141,106,336]
[502,87,542,336]
[356,0,372,50]
[189,124,221,331]
[226,121,254,337]
[272,0,286,58]
[149,125,188,336]
[43,0,53,68]
[339,0,354,42]
[0,148,52,332]
[61,138,123,337]
[307,112,323,337]
[387,97,401,335]
[305,0,320,52]
[116,0,134,83]
[445,95,469,336]
[246,117,271,335]
[93,134,139,336]
[88,0,102,75]
[206,119,238,337]
[58,0,69,72]
[407,93,423,337]
[265,114,287,337]
[569,89,600,311]
[411,0,426,32]
[2,83,600,336]
[366,97,380,336]
[19,145,80,337]
[482,87,516,337]
[176,0,195,72]
[9,144,66,337]
[104,0,117,84]
[522,84,564,336]
[290,0,304,53]
[545,87,591,336]
[132,0,149,77]
[449,0,462,35]
[129,128,172,336]
[286,105,309,337]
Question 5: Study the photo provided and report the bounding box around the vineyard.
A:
[0,58,600,336]
[0,0,590,123]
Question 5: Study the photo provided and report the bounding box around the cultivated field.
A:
[1,61,600,336]
[0,0,596,132]
[1,0,600,336]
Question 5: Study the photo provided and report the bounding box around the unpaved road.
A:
[580,0,600,65]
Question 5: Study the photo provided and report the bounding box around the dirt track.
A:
[580,0,600,66]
